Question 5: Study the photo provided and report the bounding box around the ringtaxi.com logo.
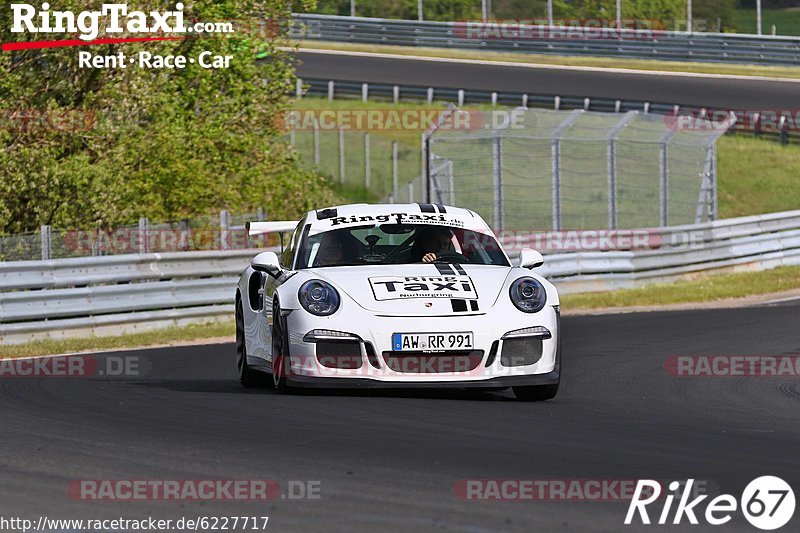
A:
[626,477,795,530]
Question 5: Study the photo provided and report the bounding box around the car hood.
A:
[309,264,511,316]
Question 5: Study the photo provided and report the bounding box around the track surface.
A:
[2,303,800,532]
[295,50,800,109]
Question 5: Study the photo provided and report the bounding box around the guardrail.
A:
[3,210,800,344]
[292,14,800,66]
[297,78,799,145]
[0,250,255,344]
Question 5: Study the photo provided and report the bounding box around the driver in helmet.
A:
[411,226,455,263]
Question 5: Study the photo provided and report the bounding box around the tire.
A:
[236,301,263,388]
[512,383,559,402]
[271,300,292,394]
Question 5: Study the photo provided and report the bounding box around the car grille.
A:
[500,337,543,367]
[316,340,363,369]
[381,350,484,373]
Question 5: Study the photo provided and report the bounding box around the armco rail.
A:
[0,250,256,344]
[2,210,800,343]
[292,14,800,66]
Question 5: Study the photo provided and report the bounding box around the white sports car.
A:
[235,203,561,401]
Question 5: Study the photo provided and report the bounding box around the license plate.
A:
[392,332,474,352]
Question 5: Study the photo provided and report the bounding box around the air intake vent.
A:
[316,340,362,369]
[500,338,543,367]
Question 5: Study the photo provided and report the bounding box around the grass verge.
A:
[561,266,800,310]
[717,135,800,218]
[0,321,234,360]
[295,40,800,80]
[735,8,800,37]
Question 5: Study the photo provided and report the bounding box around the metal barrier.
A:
[0,250,255,344]
[292,14,800,66]
[298,78,800,145]
[3,210,800,343]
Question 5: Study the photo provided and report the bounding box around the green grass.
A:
[295,40,800,80]
[561,265,800,310]
[0,321,234,359]
[735,7,800,37]
[717,135,800,218]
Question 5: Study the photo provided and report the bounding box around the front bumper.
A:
[283,302,561,387]
[286,365,560,389]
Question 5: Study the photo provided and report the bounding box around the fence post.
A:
[659,128,677,227]
[427,87,434,104]
[364,132,371,188]
[780,116,788,145]
[392,140,399,200]
[220,210,230,250]
[393,85,400,104]
[313,117,320,166]
[551,109,583,231]
[361,82,369,102]
[138,217,149,254]
[710,144,718,220]
[327,80,334,101]
[295,78,303,98]
[457,90,464,107]
[40,225,51,261]
[554,96,560,111]
[606,111,638,229]
[338,127,346,184]
[659,142,669,227]
[491,92,497,106]
[179,219,191,251]
[522,94,528,108]
[492,134,504,232]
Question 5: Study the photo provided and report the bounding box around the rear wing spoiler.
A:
[246,221,298,237]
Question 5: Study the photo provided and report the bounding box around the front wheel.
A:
[271,301,292,394]
[236,302,263,387]
[513,383,559,402]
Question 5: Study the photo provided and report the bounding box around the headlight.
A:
[298,280,340,316]
[509,277,547,313]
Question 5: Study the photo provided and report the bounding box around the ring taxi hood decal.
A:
[369,275,478,301]
[309,264,508,316]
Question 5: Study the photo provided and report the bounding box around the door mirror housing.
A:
[251,251,282,277]
[518,248,544,269]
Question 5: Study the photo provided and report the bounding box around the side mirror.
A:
[251,251,282,277]
[518,248,544,269]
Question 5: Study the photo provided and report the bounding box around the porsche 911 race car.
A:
[235,203,561,401]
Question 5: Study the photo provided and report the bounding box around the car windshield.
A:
[296,224,510,268]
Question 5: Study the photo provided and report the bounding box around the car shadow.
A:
[128,379,516,401]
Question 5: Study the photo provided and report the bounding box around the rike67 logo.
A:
[626,477,795,530]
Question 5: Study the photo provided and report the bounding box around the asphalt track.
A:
[2,303,799,532]
[294,50,800,110]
